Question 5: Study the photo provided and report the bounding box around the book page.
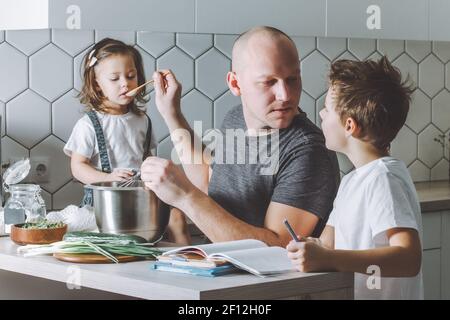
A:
[162,239,267,257]
[209,247,295,276]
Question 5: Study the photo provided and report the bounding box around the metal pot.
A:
[85,181,170,242]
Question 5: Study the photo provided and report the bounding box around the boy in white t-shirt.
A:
[287,56,423,300]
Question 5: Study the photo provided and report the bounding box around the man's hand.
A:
[153,70,182,120]
[140,156,196,208]
[286,239,332,272]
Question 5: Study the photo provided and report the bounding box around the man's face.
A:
[319,87,347,152]
[234,38,302,130]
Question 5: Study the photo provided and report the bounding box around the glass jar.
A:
[3,184,47,232]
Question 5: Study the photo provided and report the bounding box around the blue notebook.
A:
[151,262,237,277]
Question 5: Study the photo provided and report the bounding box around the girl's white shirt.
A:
[64,110,156,171]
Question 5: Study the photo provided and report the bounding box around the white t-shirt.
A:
[64,110,156,171]
[327,156,423,300]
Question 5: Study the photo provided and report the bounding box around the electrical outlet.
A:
[30,158,50,183]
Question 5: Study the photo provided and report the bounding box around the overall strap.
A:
[142,113,153,160]
[86,110,112,173]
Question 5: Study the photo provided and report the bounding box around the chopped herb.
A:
[20,219,65,229]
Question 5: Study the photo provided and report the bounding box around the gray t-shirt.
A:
[208,105,340,237]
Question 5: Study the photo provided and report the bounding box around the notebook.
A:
[158,239,295,277]
[151,262,238,277]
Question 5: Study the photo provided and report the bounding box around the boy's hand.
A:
[286,239,332,272]
[153,69,182,120]
[108,168,134,181]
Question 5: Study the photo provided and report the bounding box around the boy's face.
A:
[319,87,348,152]
[95,54,138,109]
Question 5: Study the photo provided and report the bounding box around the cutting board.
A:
[53,252,143,264]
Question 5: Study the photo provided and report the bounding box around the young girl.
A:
[64,38,155,205]
[64,38,191,245]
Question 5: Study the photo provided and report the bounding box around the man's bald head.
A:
[231,26,299,73]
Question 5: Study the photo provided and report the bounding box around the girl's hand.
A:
[286,239,332,273]
[108,168,134,181]
[153,69,182,120]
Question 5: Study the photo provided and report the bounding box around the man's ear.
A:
[344,117,360,137]
[227,71,241,96]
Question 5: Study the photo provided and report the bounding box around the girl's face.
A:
[94,54,138,111]
[319,87,347,152]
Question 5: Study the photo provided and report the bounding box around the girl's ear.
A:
[227,72,241,96]
[344,117,360,137]
[93,80,104,99]
[94,77,102,94]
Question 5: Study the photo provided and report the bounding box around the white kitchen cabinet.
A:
[430,0,450,41]
[196,0,326,36]
[422,212,441,250]
[421,209,450,300]
[2,0,445,41]
[423,249,441,300]
[441,210,450,299]
[422,212,442,299]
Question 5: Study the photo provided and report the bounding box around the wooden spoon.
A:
[125,72,170,97]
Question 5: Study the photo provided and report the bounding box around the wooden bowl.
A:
[10,224,68,245]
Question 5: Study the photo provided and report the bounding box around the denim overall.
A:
[81,110,153,206]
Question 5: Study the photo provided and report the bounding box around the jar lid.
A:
[3,159,31,186]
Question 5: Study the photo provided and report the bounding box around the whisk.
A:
[117,170,141,188]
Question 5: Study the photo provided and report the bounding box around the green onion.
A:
[18,240,162,263]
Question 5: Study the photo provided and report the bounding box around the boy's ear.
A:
[344,117,360,137]
[227,72,241,96]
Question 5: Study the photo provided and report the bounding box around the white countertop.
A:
[0,237,353,300]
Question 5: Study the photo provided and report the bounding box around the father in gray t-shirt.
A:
[141,26,339,246]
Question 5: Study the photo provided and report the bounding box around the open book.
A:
[158,239,295,277]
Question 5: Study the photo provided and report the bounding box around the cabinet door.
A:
[422,212,441,250]
[196,0,326,36]
[49,0,196,32]
[422,249,441,300]
[430,0,450,41]
[442,210,450,299]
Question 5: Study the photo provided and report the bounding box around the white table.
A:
[0,237,353,300]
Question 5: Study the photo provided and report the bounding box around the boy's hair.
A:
[78,38,148,115]
[329,56,414,152]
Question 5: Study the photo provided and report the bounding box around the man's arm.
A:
[141,157,321,247]
[152,70,210,193]
[179,187,320,247]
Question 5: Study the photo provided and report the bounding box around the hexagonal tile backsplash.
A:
[1,29,449,210]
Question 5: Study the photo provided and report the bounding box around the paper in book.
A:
[157,252,228,268]
[158,239,295,277]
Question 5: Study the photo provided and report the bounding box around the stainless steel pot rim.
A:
[84,181,145,191]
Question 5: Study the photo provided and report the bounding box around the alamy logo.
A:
[366,265,381,290]
[170,121,280,176]
[366,5,381,30]
[66,265,81,290]
[66,5,81,30]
